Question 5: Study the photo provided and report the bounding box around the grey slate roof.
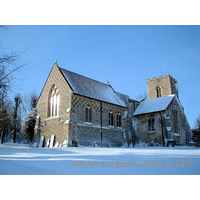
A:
[59,67,126,107]
[133,95,175,116]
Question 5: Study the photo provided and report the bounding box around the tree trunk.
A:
[12,97,21,143]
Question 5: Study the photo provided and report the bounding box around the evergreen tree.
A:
[192,128,200,147]
[21,108,37,143]
[192,118,200,147]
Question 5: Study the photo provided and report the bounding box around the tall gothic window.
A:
[85,104,92,123]
[156,85,162,97]
[172,105,178,133]
[109,110,114,126]
[117,112,121,127]
[49,85,59,117]
[148,114,155,131]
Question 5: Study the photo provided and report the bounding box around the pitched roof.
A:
[59,67,126,107]
[133,95,175,116]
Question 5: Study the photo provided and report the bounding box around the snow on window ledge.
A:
[63,120,73,125]
[174,133,180,137]
[85,122,93,125]
[147,130,155,134]
[117,127,123,129]
[166,127,172,132]
[108,125,115,129]
[46,116,60,121]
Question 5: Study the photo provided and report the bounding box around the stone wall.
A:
[134,97,190,146]
[75,125,124,147]
[70,94,126,147]
[41,117,68,144]
[147,74,179,99]
[36,63,72,144]
[165,97,190,145]
[134,112,164,145]
[36,63,128,147]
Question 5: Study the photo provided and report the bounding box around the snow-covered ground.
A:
[0,143,200,175]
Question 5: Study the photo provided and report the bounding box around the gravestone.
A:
[32,142,38,148]
[53,142,60,148]
[45,139,50,148]
[49,135,55,148]
[62,139,68,147]
[39,136,44,148]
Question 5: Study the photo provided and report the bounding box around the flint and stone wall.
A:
[36,64,127,147]
[134,98,190,146]
[70,94,126,147]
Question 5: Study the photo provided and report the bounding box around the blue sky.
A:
[1,25,200,127]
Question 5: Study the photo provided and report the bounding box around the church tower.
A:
[147,74,179,99]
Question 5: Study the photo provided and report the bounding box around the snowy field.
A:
[0,143,200,175]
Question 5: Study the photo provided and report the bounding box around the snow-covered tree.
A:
[21,108,37,143]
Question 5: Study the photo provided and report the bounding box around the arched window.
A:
[49,85,59,117]
[156,85,162,97]
[85,104,92,123]
[109,110,114,126]
[172,104,178,133]
[148,114,155,131]
[117,112,121,127]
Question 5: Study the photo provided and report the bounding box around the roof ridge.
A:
[143,94,175,102]
[59,67,110,87]
[133,95,175,116]
[58,66,126,107]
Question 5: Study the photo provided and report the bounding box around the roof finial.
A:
[54,60,58,66]
[106,79,110,85]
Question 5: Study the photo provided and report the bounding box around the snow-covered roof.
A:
[59,67,126,107]
[133,95,175,116]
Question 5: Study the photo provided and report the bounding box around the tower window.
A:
[156,85,162,97]
[117,112,121,127]
[85,104,92,123]
[49,85,59,117]
[109,110,114,126]
[148,114,155,131]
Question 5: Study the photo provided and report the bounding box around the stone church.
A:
[134,75,191,146]
[35,62,191,147]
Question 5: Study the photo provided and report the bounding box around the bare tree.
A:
[0,26,28,143]
[135,92,148,102]
[0,26,28,97]
[0,51,27,142]
[21,91,38,118]
[0,101,12,143]
[196,116,200,129]
[31,92,38,109]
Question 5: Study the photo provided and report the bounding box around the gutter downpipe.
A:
[159,111,165,147]
[100,101,103,143]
